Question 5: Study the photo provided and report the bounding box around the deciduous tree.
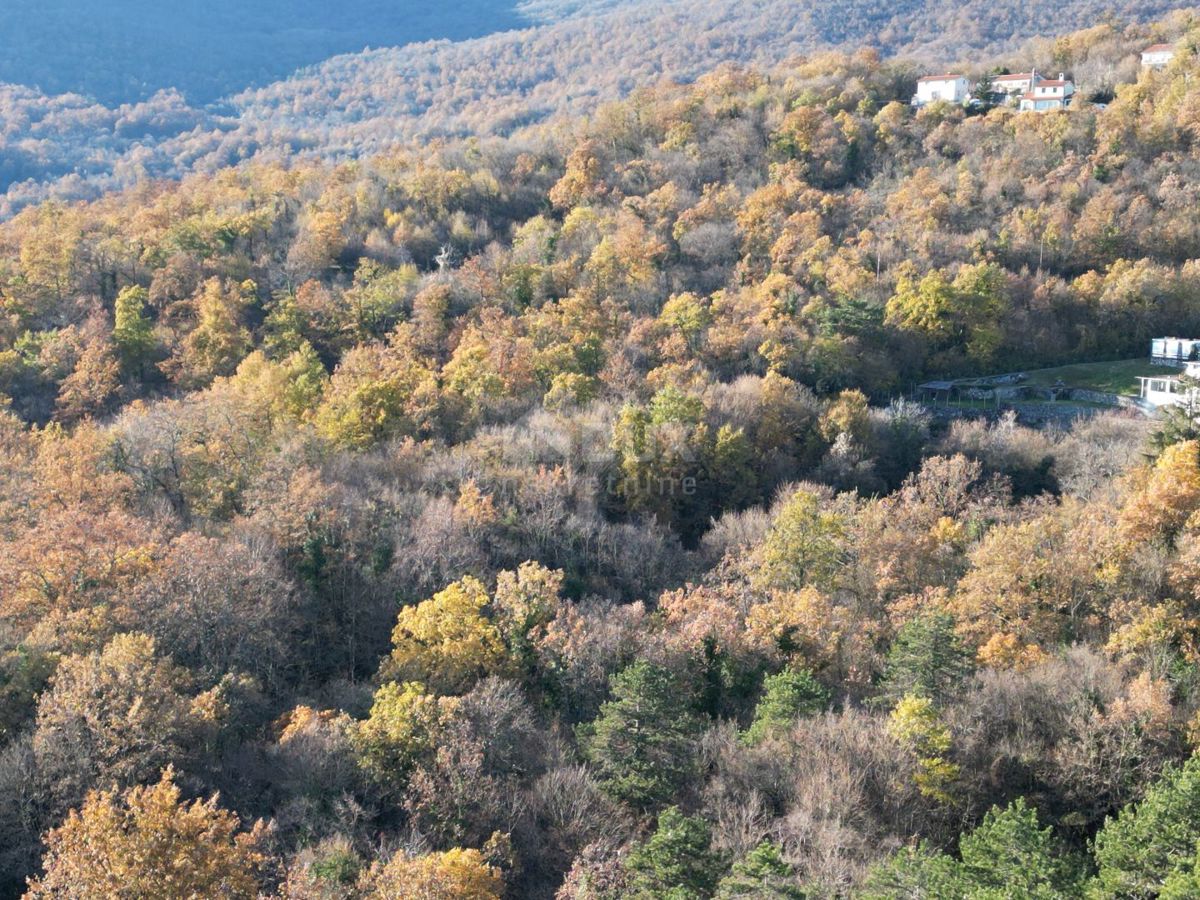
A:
[26,767,266,899]
[382,577,507,695]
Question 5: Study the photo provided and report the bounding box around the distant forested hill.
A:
[0,0,1194,214]
[0,0,533,106]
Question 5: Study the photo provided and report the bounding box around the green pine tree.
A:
[860,843,966,900]
[112,285,156,375]
[958,798,1082,897]
[971,73,996,106]
[580,660,703,811]
[1160,845,1200,900]
[742,667,829,745]
[1092,756,1200,898]
[714,842,806,899]
[878,613,973,706]
[625,806,727,900]
[863,799,1081,899]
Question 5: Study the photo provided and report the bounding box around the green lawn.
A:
[1013,359,1165,397]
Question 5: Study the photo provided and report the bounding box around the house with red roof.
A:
[1018,74,1075,112]
[1142,43,1177,69]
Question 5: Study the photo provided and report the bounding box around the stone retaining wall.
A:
[955,386,1153,414]
[924,395,1152,427]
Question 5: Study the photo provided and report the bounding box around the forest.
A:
[5,8,1200,897]
[1,0,1193,215]
[0,0,536,106]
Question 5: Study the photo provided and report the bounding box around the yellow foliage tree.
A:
[26,767,266,899]
[454,479,499,530]
[382,577,506,694]
[950,501,1116,650]
[359,847,502,900]
[314,326,439,449]
[752,488,848,593]
[353,682,459,792]
[888,694,960,804]
[745,586,845,671]
[32,633,196,801]
[975,633,1049,672]
[55,337,120,424]
[441,310,537,422]
[549,139,606,210]
[818,389,871,445]
[1106,602,1200,676]
[169,277,254,388]
[226,345,329,426]
[1120,440,1200,543]
[491,561,565,667]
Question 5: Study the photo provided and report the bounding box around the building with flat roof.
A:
[1139,365,1200,407]
[1151,337,1200,365]
[1140,339,1200,407]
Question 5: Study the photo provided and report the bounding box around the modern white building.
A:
[1142,44,1177,69]
[1151,337,1200,365]
[1019,76,1075,112]
[913,74,971,107]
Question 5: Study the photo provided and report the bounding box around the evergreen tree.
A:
[878,613,973,706]
[1161,846,1200,900]
[860,843,966,900]
[625,806,727,900]
[742,667,829,745]
[958,798,1082,897]
[1092,756,1200,898]
[715,842,806,899]
[863,800,1081,899]
[112,285,156,375]
[580,660,702,811]
[971,73,996,106]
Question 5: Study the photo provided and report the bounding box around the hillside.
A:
[0,0,535,106]
[7,8,1200,898]
[1,0,1194,215]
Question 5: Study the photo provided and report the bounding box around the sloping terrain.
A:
[5,10,1200,896]
[0,0,1193,214]
[0,0,531,105]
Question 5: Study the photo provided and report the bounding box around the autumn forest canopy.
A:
[0,0,1192,216]
[8,6,1200,899]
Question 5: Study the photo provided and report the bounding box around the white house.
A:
[1142,44,1177,69]
[1019,76,1075,112]
[913,74,971,107]
[990,71,1041,103]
